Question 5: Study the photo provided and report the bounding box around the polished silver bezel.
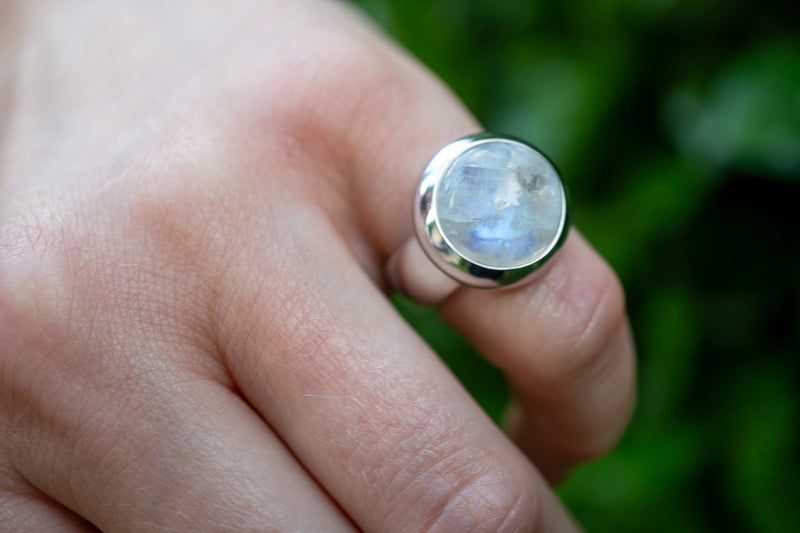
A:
[413,132,570,289]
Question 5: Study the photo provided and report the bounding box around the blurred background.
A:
[350,0,800,531]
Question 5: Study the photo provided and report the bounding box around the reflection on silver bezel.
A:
[414,133,570,289]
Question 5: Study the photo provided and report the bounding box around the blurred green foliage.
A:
[353,0,800,531]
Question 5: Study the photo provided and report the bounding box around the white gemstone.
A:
[434,140,564,269]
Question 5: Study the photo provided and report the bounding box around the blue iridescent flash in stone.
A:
[434,140,564,269]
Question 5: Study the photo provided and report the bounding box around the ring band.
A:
[390,133,569,302]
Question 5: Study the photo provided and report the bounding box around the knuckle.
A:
[123,157,233,267]
[425,466,541,533]
[268,30,411,128]
[0,194,211,370]
[539,257,628,386]
[372,429,542,533]
[250,26,427,177]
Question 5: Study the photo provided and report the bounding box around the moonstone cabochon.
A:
[434,139,565,269]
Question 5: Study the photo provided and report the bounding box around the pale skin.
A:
[0,1,635,531]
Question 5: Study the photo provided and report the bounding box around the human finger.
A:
[304,37,635,481]
[299,24,637,478]
[0,269,355,532]
[439,231,636,481]
[211,201,581,532]
[6,378,356,532]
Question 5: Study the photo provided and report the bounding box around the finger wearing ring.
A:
[388,133,570,304]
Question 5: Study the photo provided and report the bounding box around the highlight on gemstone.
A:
[434,139,564,269]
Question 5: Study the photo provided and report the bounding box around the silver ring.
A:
[412,132,569,291]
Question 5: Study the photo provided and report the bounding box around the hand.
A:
[0,1,635,531]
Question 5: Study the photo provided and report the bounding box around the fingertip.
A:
[437,230,636,473]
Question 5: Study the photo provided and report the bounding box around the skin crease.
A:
[0,1,635,532]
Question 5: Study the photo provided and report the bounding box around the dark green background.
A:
[350,0,800,531]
